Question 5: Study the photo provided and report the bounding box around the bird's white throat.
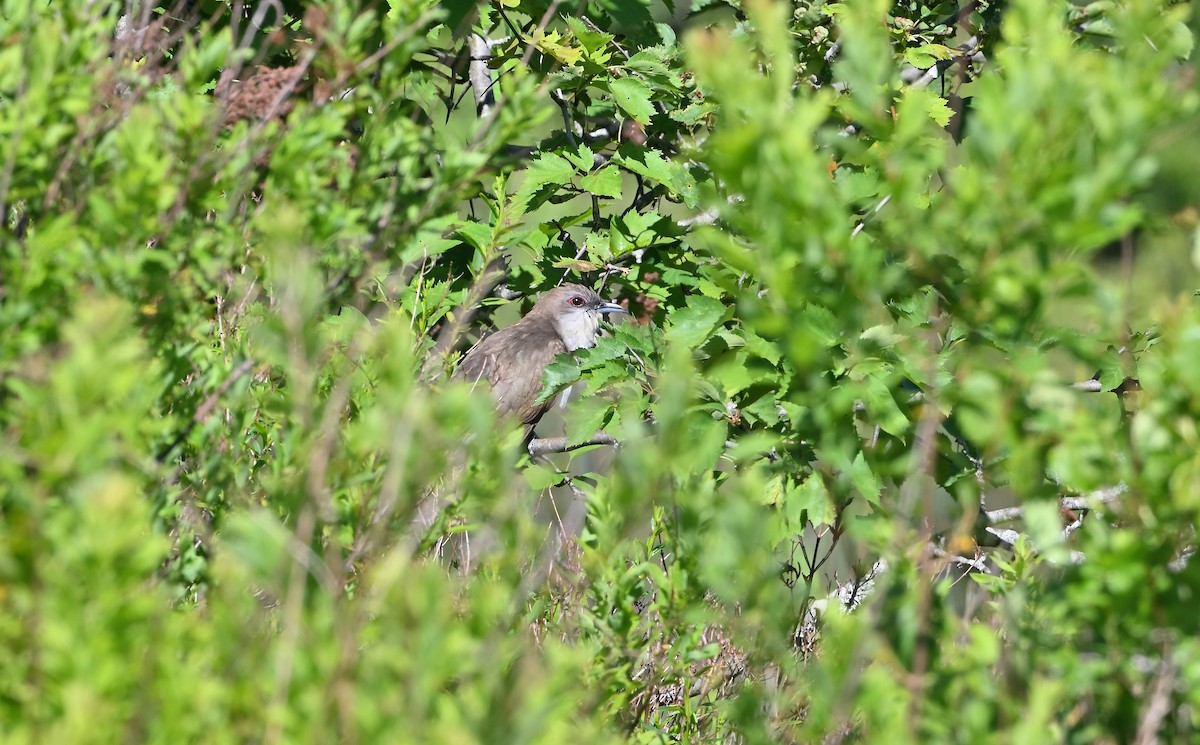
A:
[554,309,602,351]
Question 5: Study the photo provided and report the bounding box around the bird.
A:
[453,283,627,433]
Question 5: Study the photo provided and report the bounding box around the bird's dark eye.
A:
[569,296,585,307]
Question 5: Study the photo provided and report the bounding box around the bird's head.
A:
[532,283,627,351]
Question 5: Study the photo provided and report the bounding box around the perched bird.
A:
[453,283,626,432]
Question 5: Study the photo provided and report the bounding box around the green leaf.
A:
[625,50,673,77]
[861,377,910,437]
[743,330,782,365]
[532,29,583,66]
[563,144,595,171]
[593,0,656,44]
[454,222,493,251]
[515,152,576,211]
[788,474,836,528]
[924,97,954,127]
[566,394,612,446]
[586,361,628,389]
[607,77,656,124]
[847,451,882,506]
[580,334,629,366]
[614,145,697,204]
[551,257,602,272]
[665,295,729,347]
[672,416,727,475]
[564,16,613,54]
[579,165,623,198]
[709,350,756,397]
[537,357,581,405]
[523,464,565,491]
[801,304,841,348]
[742,393,782,425]
[612,210,665,246]
[903,43,954,69]
[1023,501,1072,564]
[614,322,656,355]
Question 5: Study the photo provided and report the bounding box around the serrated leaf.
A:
[903,43,953,70]
[660,267,702,288]
[587,361,627,389]
[608,77,655,124]
[613,146,697,204]
[716,331,745,349]
[583,231,614,262]
[743,330,782,365]
[515,152,576,211]
[532,29,583,66]
[742,394,782,426]
[455,222,493,251]
[801,304,841,347]
[835,168,882,205]
[925,97,954,127]
[761,476,786,507]
[580,334,629,366]
[537,357,580,405]
[859,323,904,349]
[564,144,595,171]
[613,209,662,243]
[580,165,623,198]
[671,100,716,127]
[625,50,676,86]
[709,350,760,396]
[399,230,459,263]
[606,228,629,258]
[665,295,729,347]
[614,323,655,354]
[564,16,613,53]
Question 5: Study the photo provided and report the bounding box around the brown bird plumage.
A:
[453,283,626,431]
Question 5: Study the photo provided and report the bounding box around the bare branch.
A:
[984,485,1126,524]
[528,431,619,457]
[794,559,888,655]
[467,34,495,117]
[1134,652,1177,745]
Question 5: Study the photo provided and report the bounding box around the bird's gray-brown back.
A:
[452,320,565,427]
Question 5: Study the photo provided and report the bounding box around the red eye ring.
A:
[569,296,585,307]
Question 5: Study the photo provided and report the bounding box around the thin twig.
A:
[156,359,257,463]
[551,88,578,147]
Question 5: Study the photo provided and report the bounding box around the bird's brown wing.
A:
[453,322,567,428]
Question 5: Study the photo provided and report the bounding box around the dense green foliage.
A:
[3,0,1200,742]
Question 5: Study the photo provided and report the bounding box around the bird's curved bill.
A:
[598,301,627,315]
